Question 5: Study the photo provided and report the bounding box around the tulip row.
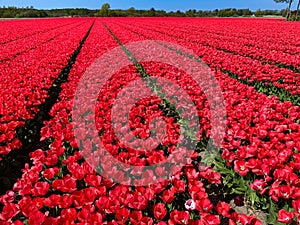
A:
[0,20,89,61]
[0,19,94,158]
[123,18,300,69]
[128,18,300,49]
[102,20,300,224]
[0,20,262,225]
[1,18,299,225]
[110,18,300,97]
[0,18,81,44]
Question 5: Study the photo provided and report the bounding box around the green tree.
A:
[242,9,252,16]
[274,0,293,19]
[186,9,196,17]
[254,9,263,17]
[148,7,155,16]
[128,7,135,16]
[128,7,135,12]
[296,0,300,19]
[99,3,111,17]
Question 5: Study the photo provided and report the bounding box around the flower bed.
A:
[0,18,299,225]
[0,19,93,158]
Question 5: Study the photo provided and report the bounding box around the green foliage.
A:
[212,154,287,225]
[99,3,111,17]
[0,6,97,18]
[288,14,300,20]
[0,6,287,18]
[273,0,300,20]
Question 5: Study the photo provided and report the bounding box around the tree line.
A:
[0,5,294,19]
[99,4,286,17]
[275,0,300,20]
[0,7,98,18]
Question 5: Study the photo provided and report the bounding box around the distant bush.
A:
[0,6,288,18]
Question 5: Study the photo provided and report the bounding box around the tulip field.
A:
[0,18,300,225]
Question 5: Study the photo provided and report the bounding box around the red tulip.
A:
[116,207,130,222]
[234,160,249,176]
[250,179,267,195]
[201,213,220,225]
[0,203,19,221]
[216,202,231,218]
[129,211,143,225]
[161,189,175,203]
[169,210,190,225]
[32,182,50,196]
[277,209,294,224]
[28,211,45,225]
[153,203,167,220]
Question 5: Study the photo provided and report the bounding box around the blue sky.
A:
[1,0,290,11]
